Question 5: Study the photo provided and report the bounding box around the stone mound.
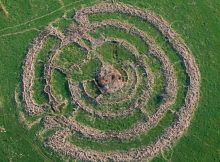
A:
[96,64,124,93]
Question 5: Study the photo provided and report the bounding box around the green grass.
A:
[90,25,149,54]
[75,109,144,131]
[84,80,101,97]
[55,43,87,69]
[96,41,136,64]
[32,36,60,105]
[0,0,219,162]
[51,69,70,100]
[144,56,166,114]
[71,111,175,152]
[52,10,74,33]
[71,58,102,81]
[51,69,75,116]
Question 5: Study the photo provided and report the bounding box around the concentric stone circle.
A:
[21,2,200,161]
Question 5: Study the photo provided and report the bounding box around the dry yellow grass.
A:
[0,1,9,17]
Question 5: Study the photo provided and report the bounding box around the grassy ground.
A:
[0,0,219,162]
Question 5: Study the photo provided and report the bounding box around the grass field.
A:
[0,0,220,161]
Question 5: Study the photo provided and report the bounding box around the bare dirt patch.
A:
[0,1,9,17]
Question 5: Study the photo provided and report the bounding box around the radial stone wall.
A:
[20,2,200,162]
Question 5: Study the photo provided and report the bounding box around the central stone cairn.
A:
[96,64,124,93]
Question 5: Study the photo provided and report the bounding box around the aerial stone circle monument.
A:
[20,2,200,161]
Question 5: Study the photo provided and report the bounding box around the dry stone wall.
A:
[21,2,200,161]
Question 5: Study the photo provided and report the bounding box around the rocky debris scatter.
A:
[96,64,124,93]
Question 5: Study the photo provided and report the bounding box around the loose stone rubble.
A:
[96,64,124,93]
[21,2,200,161]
